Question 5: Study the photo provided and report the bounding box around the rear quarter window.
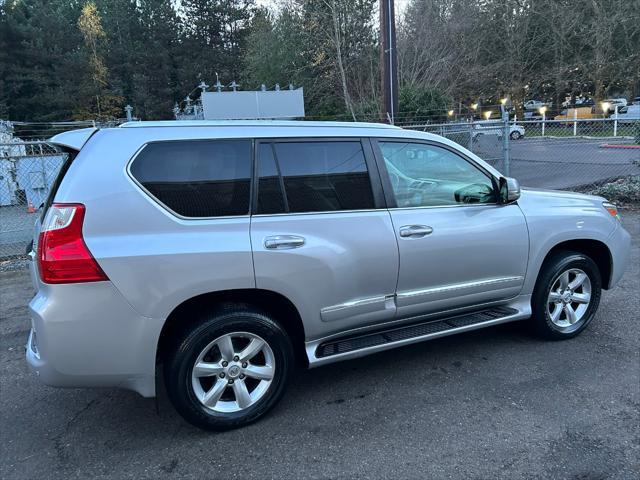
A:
[129,139,252,218]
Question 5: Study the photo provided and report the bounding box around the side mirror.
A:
[499,177,521,204]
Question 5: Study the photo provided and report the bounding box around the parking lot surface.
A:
[1,212,638,479]
[509,138,640,190]
[474,136,640,190]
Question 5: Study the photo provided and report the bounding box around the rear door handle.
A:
[399,225,433,238]
[264,235,306,249]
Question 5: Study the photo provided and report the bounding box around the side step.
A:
[315,306,520,360]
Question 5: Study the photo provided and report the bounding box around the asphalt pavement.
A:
[476,136,640,190]
[1,212,638,480]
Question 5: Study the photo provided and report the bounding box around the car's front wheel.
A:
[531,251,602,339]
[164,306,294,431]
[510,130,522,140]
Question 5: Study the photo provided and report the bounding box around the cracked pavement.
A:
[1,212,638,479]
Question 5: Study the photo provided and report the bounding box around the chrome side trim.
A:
[306,298,532,368]
[320,295,394,323]
[397,276,524,300]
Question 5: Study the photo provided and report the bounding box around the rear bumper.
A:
[25,277,163,397]
[607,223,631,289]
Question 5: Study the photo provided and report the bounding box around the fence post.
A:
[468,118,474,152]
[502,109,510,176]
[613,105,618,137]
[542,112,546,137]
[573,109,577,136]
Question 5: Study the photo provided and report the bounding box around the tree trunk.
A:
[328,0,356,121]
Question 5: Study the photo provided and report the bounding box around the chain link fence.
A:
[403,117,640,190]
[0,121,97,260]
[1,118,639,260]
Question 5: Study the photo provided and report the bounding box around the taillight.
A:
[38,203,108,284]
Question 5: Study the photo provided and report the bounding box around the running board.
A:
[307,305,529,367]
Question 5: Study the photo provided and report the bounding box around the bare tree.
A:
[324,0,357,120]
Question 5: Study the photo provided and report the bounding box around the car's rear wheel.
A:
[164,306,293,431]
[531,251,602,339]
[510,130,522,140]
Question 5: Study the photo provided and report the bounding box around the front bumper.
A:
[25,277,163,397]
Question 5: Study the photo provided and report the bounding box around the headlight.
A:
[602,201,621,221]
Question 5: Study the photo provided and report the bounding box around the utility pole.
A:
[380,0,398,124]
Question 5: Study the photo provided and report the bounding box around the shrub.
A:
[587,175,640,204]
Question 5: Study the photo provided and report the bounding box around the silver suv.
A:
[26,121,631,430]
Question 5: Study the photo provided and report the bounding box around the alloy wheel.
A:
[547,268,592,328]
[191,332,275,413]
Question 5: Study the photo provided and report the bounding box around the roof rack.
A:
[119,120,400,129]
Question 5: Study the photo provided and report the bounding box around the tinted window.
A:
[130,140,252,217]
[258,141,374,213]
[379,142,496,207]
[257,143,286,214]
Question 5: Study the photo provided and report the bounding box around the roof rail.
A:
[119,120,400,129]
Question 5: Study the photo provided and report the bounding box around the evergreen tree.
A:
[1,0,85,120]
[179,0,255,88]
[131,0,182,119]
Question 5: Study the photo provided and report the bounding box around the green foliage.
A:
[398,0,640,114]
[587,176,640,205]
[244,8,307,90]
[2,0,86,120]
[0,0,256,121]
[179,0,253,85]
[244,0,380,119]
[75,1,124,120]
[398,86,452,123]
[1,0,637,122]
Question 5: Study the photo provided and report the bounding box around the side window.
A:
[256,140,375,214]
[379,142,497,207]
[130,139,252,217]
[257,143,286,214]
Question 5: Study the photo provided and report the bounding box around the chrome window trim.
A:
[386,202,499,212]
[124,135,505,221]
[125,138,253,221]
[251,208,383,218]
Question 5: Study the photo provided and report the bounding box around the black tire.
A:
[164,306,294,431]
[531,251,602,340]
[510,131,522,140]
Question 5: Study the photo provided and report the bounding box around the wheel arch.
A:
[156,289,308,369]
[539,239,613,289]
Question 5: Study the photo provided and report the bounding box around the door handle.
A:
[264,235,306,249]
[399,225,433,238]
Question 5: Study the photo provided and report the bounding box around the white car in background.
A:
[473,121,525,140]
[604,98,628,110]
[524,100,551,111]
[610,104,640,122]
